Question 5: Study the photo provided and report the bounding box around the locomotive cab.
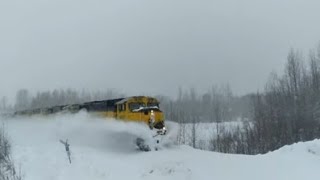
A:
[115,96,166,135]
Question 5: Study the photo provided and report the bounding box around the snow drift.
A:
[1,113,320,180]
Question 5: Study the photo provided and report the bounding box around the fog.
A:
[1,0,320,101]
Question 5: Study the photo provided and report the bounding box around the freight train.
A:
[14,96,167,136]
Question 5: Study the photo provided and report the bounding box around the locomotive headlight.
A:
[150,110,155,123]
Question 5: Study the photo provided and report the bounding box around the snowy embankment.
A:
[1,112,320,180]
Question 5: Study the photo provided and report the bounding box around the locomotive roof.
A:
[83,98,124,105]
[115,97,133,104]
[115,96,158,105]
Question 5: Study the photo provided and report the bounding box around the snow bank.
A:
[271,139,320,156]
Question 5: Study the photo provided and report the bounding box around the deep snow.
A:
[1,112,320,180]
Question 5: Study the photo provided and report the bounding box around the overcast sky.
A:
[1,0,320,102]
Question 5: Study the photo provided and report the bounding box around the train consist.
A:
[14,96,167,136]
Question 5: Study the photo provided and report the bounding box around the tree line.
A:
[248,45,320,153]
[2,86,249,123]
[208,44,320,154]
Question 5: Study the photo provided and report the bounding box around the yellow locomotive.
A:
[77,96,166,135]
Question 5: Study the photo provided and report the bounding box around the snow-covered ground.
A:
[1,112,320,180]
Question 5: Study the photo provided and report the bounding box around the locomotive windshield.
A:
[147,103,159,108]
[129,102,160,112]
[129,102,146,111]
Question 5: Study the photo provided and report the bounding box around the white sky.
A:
[1,0,320,102]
